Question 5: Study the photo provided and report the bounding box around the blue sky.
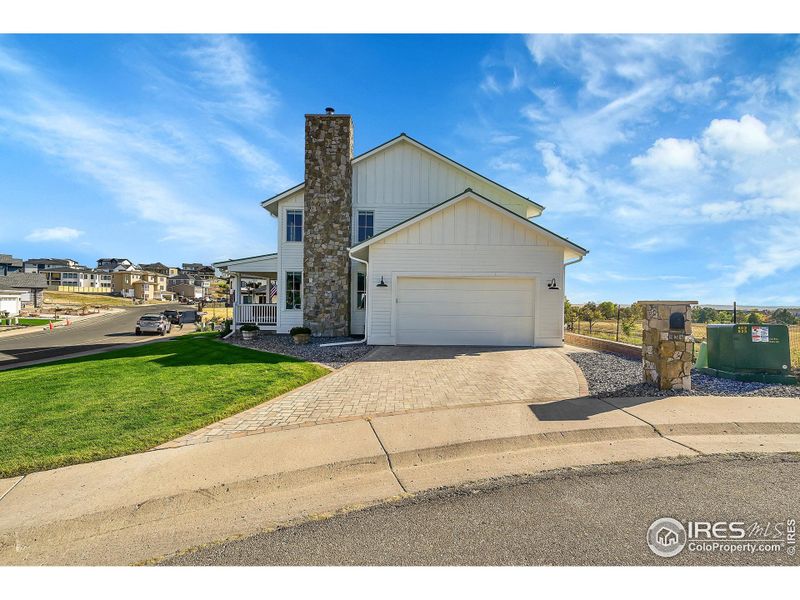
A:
[1,34,798,305]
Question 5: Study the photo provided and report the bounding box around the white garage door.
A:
[396,277,535,346]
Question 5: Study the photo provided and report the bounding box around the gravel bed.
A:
[568,350,800,398]
[228,334,372,369]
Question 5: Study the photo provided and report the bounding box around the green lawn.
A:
[16,318,60,326]
[0,333,329,477]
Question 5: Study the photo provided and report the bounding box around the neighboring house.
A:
[180,263,215,280]
[96,258,138,272]
[221,109,587,347]
[0,254,24,276]
[139,262,175,276]
[167,274,211,295]
[42,266,113,292]
[0,288,23,317]
[111,270,168,300]
[0,273,47,307]
[170,283,206,300]
[23,257,79,273]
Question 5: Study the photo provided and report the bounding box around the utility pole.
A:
[616,305,621,341]
[733,301,737,324]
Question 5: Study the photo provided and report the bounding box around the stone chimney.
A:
[302,109,353,336]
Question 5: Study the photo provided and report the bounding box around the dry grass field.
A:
[43,290,151,308]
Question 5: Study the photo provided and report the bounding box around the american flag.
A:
[270,282,278,299]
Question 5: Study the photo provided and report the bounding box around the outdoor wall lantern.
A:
[376,276,388,288]
[547,278,559,290]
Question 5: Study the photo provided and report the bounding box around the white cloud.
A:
[672,76,721,102]
[702,114,775,155]
[25,226,83,242]
[0,39,272,256]
[631,138,704,172]
[217,135,293,191]
[182,36,274,121]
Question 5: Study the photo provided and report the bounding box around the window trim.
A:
[356,210,374,243]
[285,209,304,243]
[285,271,302,310]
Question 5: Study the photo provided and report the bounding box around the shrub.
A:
[219,319,233,337]
[290,326,311,336]
[239,324,259,332]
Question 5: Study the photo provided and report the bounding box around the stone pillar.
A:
[302,111,353,336]
[640,301,698,391]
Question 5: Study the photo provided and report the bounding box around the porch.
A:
[213,254,279,331]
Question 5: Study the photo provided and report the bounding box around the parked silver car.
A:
[135,313,172,336]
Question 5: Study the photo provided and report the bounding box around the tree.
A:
[747,311,764,325]
[717,310,733,324]
[564,298,577,329]
[619,305,640,337]
[579,302,601,334]
[597,301,617,320]
[771,308,798,325]
[692,306,719,323]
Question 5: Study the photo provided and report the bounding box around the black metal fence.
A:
[566,303,800,369]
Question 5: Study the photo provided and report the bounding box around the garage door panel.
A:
[396,276,534,346]
[401,315,534,332]
[398,288,533,307]
[399,302,533,319]
[398,278,534,293]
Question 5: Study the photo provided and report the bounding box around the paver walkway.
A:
[162,345,583,448]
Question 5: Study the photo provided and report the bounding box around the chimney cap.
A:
[325,107,335,115]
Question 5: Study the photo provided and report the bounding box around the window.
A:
[286,209,303,242]
[356,272,367,310]
[357,211,374,243]
[285,271,302,310]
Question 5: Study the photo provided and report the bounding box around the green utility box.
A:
[699,323,797,384]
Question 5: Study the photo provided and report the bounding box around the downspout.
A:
[319,249,369,347]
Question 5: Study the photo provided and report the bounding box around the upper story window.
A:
[286,209,303,242]
[357,210,374,243]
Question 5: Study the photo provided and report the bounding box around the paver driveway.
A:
[163,345,584,448]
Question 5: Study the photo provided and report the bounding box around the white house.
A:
[0,288,23,317]
[218,109,587,347]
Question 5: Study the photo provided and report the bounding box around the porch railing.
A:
[235,303,277,326]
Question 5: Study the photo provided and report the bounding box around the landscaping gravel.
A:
[568,350,800,398]
[228,334,372,369]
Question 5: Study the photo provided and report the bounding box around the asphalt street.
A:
[0,303,186,368]
[165,454,800,566]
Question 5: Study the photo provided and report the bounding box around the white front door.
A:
[395,276,535,346]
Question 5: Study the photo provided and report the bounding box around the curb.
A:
[2,417,799,565]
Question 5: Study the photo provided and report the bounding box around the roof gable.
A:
[350,188,587,260]
[261,134,543,218]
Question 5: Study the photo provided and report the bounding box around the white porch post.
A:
[233,274,241,329]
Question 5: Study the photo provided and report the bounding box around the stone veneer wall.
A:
[302,114,353,336]
[641,302,695,391]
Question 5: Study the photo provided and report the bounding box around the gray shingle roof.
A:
[0,273,47,289]
[0,254,24,267]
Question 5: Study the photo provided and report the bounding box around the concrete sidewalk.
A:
[1,394,798,565]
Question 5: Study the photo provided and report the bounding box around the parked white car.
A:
[135,313,172,336]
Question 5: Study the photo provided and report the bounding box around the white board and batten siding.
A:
[351,138,536,241]
[366,197,566,347]
[276,189,305,332]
